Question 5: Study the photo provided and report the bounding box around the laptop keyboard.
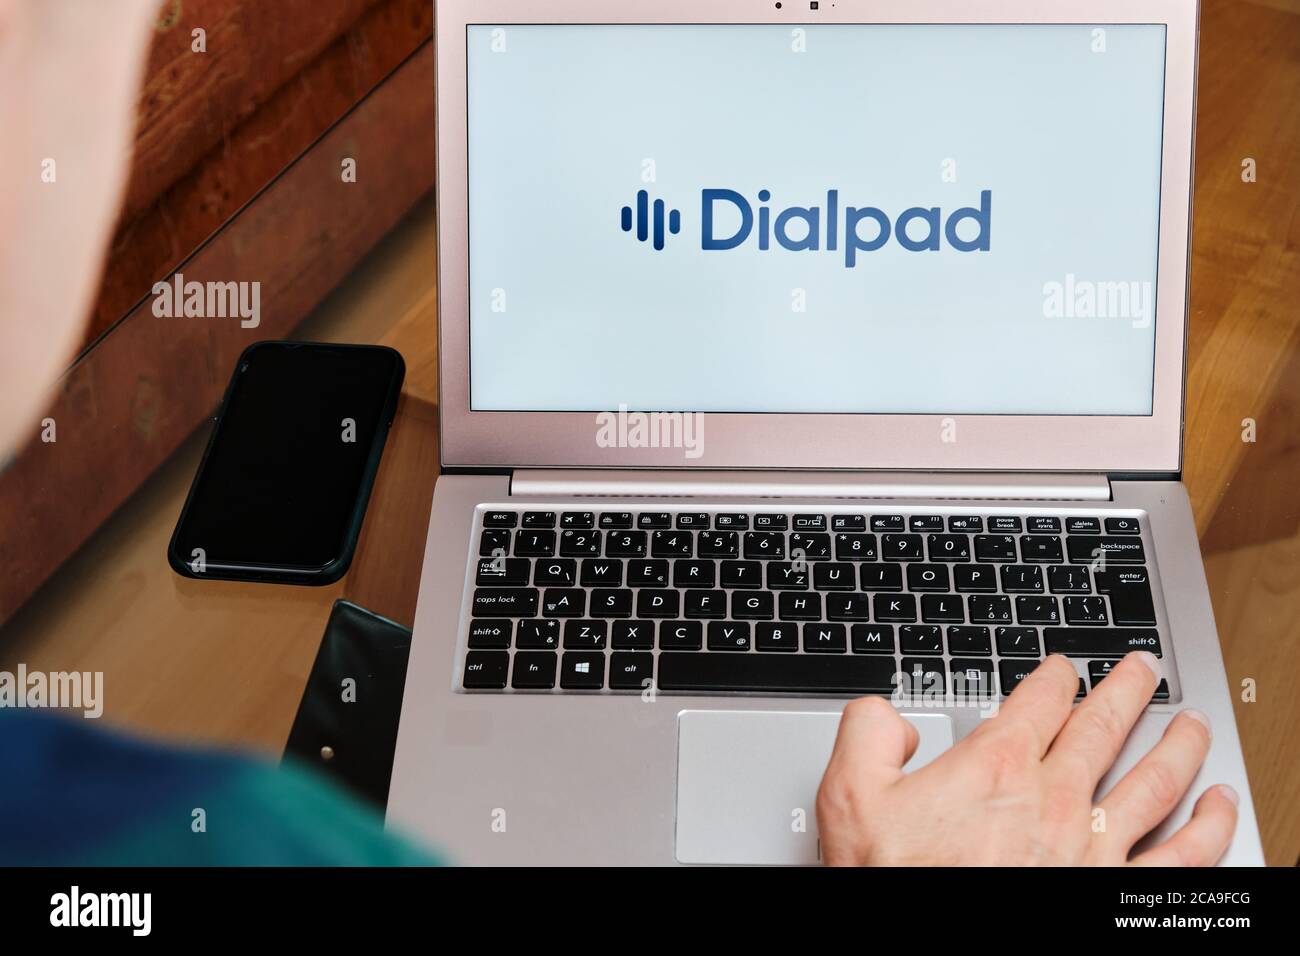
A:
[459,508,1172,702]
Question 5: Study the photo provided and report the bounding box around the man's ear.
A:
[0,0,158,459]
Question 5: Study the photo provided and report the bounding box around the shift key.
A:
[472,587,538,617]
[1043,627,1161,657]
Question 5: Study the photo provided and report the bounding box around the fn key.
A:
[463,651,509,689]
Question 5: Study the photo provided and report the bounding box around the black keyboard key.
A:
[927,534,971,562]
[468,619,512,650]
[835,533,879,561]
[1063,596,1109,625]
[590,588,632,618]
[899,658,945,695]
[881,533,924,561]
[515,529,556,557]
[860,564,904,591]
[989,516,1023,533]
[610,652,654,689]
[511,651,557,689]
[907,563,951,592]
[638,512,672,529]
[1105,517,1142,535]
[1088,659,1117,688]
[1020,535,1064,563]
[636,589,680,618]
[744,531,786,559]
[792,514,827,531]
[871,515,905,532]
[482,511,518,528]
[660,621,702,650]
[1048,565,1092,593]
[713,513,749,530]
[479,529,512,556]
[463,651,509,689]
[476,557,529,586]
[599,512,634,529]
[611,620,653,650]
[628,559,668,587]
[874,593,917,622]
[606,531,647,558]
[674,560,717,589]
[516,619,560,649]
[767,563,810,590]
[1026,517,1062,534]
[1067,536,1146,565]
[658,652,899,694]
[909,515,944,532]
[968,594,1013,624]
[826,593,871,621]
[813,562,857,591]
[832,515,867,532]
[708,622,751,651]
[720,560,763,589]
[1095,569,1156,625]
[534,559,576,587]
[789,532,832,560]
[953,564,998,592]
[684,590,727,619]
[950,658,996,698]
[947,515,984,533]
[522,511,557,528]
[473,588,539,617]
[1152,679,1170,701]
[753,514,788,530]
[563,620,608,649]
[921,594,964,623]
[1065,517,1101,534]
[900,624,943,654]
[561,511,595,529]
[974,535,1017,562]
[755,622,799,652]
[1001,565,1045,593]
[560,652,605,689]
[995,626,1040,657]
[803,623,847,653]
[947,625,991,656]
[851,624,895,654]
[1043,627,1161,657]
[580,560,623,587]
[651,530,692,557]
[1016,595,1060,625]
[732,592,775,620]
[541,589,585,617]
[998,658,1039,695]
[778,592,822,621]
[676,512,710,529]
[698,531,739,558]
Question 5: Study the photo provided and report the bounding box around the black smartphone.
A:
[169,341,405,585]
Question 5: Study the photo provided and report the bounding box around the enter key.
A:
[1095,568,1157,626]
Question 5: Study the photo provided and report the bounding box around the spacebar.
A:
[658,653,898,694]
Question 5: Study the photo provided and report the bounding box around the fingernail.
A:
[1214,784,1239,807]
[1132,650,1163,680]
[1181,708,1212,739]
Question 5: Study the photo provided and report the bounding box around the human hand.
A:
[816,652,1238,865]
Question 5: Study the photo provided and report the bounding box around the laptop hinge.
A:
[510,470,1112,501]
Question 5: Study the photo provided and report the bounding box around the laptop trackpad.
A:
[675,709,954,865]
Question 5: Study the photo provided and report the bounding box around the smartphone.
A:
[169,341,405,585]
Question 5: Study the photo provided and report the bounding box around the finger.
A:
[823,696,920,788]
[971,654,1077,757]
[1099,709,1213,849]
[1046,651,1161,788]
[1129,785,1239,866]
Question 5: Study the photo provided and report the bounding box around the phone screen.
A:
[172,343,403,577]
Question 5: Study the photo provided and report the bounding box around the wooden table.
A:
[1,0,1296,864]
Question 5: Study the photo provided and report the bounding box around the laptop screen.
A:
[465,23,1167,417]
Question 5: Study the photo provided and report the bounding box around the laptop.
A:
[388,0,1264,865]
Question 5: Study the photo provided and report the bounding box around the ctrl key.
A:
[463,651,509,689]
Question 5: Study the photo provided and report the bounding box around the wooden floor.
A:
[1,0,1297,864]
